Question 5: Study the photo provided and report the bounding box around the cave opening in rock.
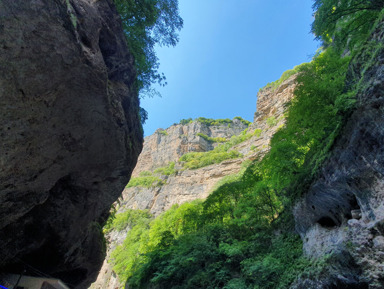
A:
[317,216,337,228]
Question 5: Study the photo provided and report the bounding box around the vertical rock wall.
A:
[0,0,143,288]
[292,18,384,289]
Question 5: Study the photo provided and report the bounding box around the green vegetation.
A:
[179,117,251,127]
[179,149,242,169]
[158,129,168,136]
[234,116,252,126]
[180,128,263,169]
[253,128,262,137]
[105,209,152,233]
[109,2,384,287]
[312,0,384,52]
[126,171,164,188]
[261,63,309,91]
[179,118,193,125]
[113,0,183,95]
[154,162,177,176]
[196,133,226,143]
[266,116,278,127]
[196,117,233,126]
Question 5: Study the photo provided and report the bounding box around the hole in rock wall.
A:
[330,280,369,289]
[317,216,337,229]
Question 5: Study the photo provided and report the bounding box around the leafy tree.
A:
[114,0,183,95]
[312,0,384,50]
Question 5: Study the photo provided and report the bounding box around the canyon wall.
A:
[292,18,384,289]
[90,75,297,289]
[0,0,142,288]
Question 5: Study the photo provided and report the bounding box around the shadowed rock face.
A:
[0,0,143,287]
[292,19,384,289]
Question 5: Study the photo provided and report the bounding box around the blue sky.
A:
[141,0,320,136]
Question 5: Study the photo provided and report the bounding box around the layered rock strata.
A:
[0,0,142,288]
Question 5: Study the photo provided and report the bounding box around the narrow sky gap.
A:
[141,0,320,136]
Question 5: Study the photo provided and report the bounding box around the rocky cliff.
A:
[90,75,297,289]
[0,0,142,288]
[292,18,384,289]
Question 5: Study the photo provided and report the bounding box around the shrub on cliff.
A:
[126,172,164,188]
[154,162,177,176]
[114,0,183,95]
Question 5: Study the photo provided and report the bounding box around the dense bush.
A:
[196,117,233,126]
[179,118,193,125]
[126,171,164,188]
[179,150,241,170]
[105,209,152,233]
[261,63,309,91]
[114,0,183,95]
[154,162,177,176]
[196,133,227,143]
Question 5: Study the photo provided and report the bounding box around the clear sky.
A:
[141,0,320,136]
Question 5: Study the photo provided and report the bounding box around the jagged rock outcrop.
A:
[0,0,142,288]
[90,76,297,289]
[132,120,248,176]
[292,19,384,289]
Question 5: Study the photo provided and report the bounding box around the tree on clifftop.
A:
[114,0,183,96]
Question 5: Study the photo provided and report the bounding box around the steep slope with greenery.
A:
[109,45,355,288]
[91,73,296,288]
[104,2,384,288]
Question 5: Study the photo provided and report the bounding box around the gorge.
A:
[1,1,384,289]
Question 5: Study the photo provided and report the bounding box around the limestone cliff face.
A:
[0,0,142,288]
[90,76,297,289]
[132,120,248,176]
[292,19,384,289]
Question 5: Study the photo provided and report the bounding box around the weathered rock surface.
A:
[292,18,384,289]
[0,0,142,288]
[132,119,248,176]
[91,76,297,289]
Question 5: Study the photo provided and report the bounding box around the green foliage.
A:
[113,43,361,287]
[261,63,309,91]
[179,149,242,170]
[253,128,262,137]
[312,0,384,51]
[139,171,153,177]
[234,116,252,126]
[179,117,251,128]
[127,172,164,188]
[179,128,265,169]
[157,129,168,136]
[111,201,204,282]
[266,116,278,127]
[179,118,193,125]
[196,117,233,126]
[113,0,183,95]
[196,133,227,143]
[154,162,177,176]
[106,209,152,232]
[111,3,384,283]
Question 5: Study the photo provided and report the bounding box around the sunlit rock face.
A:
[90,75,298,289]
[0,0,143,287]
[292,19,384,289]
